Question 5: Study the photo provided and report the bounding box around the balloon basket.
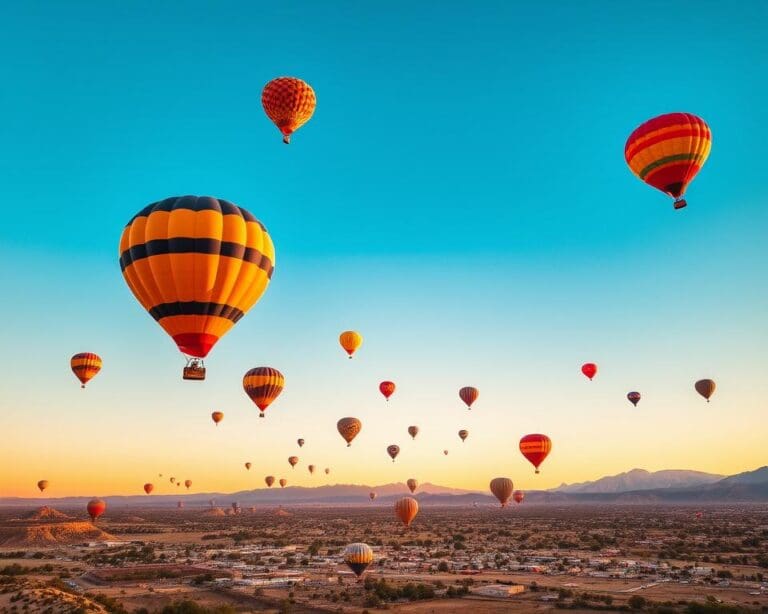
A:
[674,199,687,210]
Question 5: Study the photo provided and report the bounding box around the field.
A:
[0,504,766,613]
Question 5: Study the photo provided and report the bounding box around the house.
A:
[472,584,526,598]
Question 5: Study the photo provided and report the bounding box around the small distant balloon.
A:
[337,417,362,446]
[324,467,330,475]
[184,480,192,490]
[265,476,275,487]
[513,490,525,504]
[695,379,716,402]
[343,543,373,578]
[407,478,418,494]
[308,464,316,475]
[279,478,287,488]
[243,367,284,417]
[443,449,449,456]
[369,491,377,501]
[520,433,552,474]
[379,381,396,401]
[458,429,468,442]
[387,444,400,462]
[408,425,419,440]
[71,353,102,388]
[394,497,419,527]
[581,363,597,381]
[143,483,154,495]
[37,480,49,493]
[627,391,641,407]
[288,456,299,468]
[245,462,252,470]
[297,438,305,448]
[211,412,224,426]
[459,386,479,409]
[339,331,363,358]
[262,77,316,144]
[87,498,106,522]
[490,477,513,507]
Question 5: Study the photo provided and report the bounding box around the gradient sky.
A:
[1,2,767,499]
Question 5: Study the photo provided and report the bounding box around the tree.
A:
[628,595,647,609]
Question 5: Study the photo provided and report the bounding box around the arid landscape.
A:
[1,503,766,613]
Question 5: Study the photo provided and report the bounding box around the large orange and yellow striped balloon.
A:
[519,433,552,474]
[262,77,316,144]
[119,196,275,360]
[625,113,711,209]
[71,353,102,388]
[243,367,284,417]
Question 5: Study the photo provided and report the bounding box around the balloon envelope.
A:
[490,477,513,507]
[343,543,373,578]
[262,77,316,144]
[37,480,49,493]
[519,434,552,473]
[387,444,400,462]
[695,379,716,401]
[243,367,284,417]
[408,425,419,439]
[87,498,106,522]
[513,490,525,504]
[143,483,154,495]
[337,417,362,446]
[211,412,224,425]
[625,113,711,209]
[581,363,597,380]
[379,381,396,400]
[119,196,274,358]
[459,386,479,409]
[71,353,102,388]
[627,391,641,407]
[394,497,419,527]
[407,479,418,494]
[339,331,363,358]
[265,476,275,487]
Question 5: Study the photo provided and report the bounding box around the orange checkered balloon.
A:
[262,77,316,144]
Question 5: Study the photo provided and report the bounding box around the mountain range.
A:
[2,467,766,508]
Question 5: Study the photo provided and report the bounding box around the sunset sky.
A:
[1,2,766,498]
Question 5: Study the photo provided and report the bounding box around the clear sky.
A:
[1,1,766,498]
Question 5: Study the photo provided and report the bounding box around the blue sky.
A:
[0,2,766,496]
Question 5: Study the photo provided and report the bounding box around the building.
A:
[473,584,526,598]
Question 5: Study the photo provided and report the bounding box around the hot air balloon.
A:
[387,444,400,462]
[625,113,712,210]
[695,379,716,402]
[265,475,275,487]
[394,497,419,527]
[324,468,330,475]
[513,490,525,504]
[308,464,316,475]
[581,363,597,381]
[211,411,224,426]
[459,386,478,409]
[143,483,154,495]
[288,456,299,469]
[369,491,377,501]
[343,543,374,579]
[337,417,362,446]
[407,478,418,494]
[37,480,49,493]
[262,77,316,144]
[183,480,191,489]
[443,449,449,456]
[279,478,287,488]
[243,367,284,417]
[407,425,419,440]
[297,438,305,448]
[119,196,274,379]
[627,391,641,407]
[458,429,468,442]
[170,477,176,484]
[379,381,396,401]
[87,498,106,522]
[71,353,102,388]
[245,462,252,470]
[177,501,184,509]
[520,434,552,474]
[490,477,513,507]
[339,331,363,358]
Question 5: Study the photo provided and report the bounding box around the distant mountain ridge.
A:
[2,467,766,508]
[553,469,724,494]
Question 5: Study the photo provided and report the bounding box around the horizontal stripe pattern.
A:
[148,301,245,323]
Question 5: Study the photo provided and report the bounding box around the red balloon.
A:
[581,363,597,380]
[519,433,552,474]
[87,498,106,522]
[379,381,396,401]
